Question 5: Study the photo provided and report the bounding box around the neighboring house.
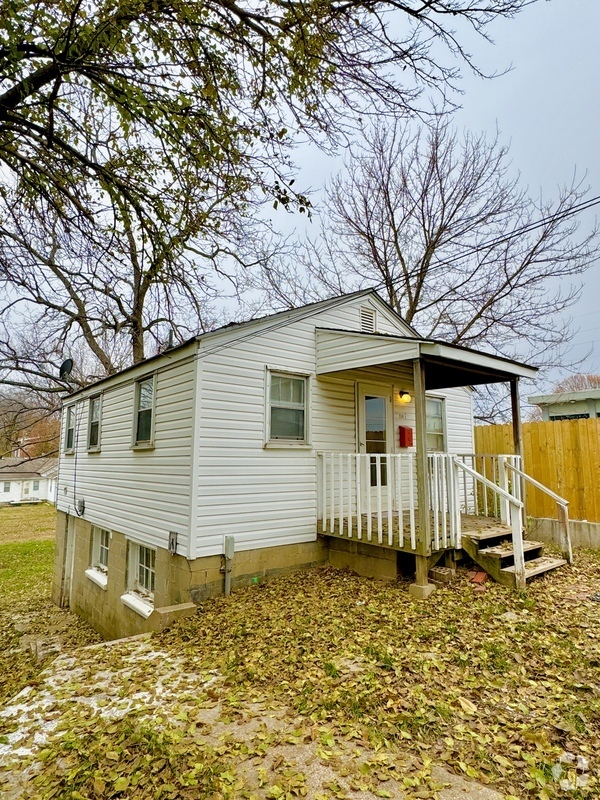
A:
[0,457,58,504]
[52,290,565,641]
[528,389,600,421]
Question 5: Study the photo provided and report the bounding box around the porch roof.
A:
[315,329,537,389]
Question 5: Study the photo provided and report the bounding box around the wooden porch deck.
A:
[318,512,507,553]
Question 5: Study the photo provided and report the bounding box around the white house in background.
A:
[528,389,600,421]
[52,289,566,641]
[0,457,58,504]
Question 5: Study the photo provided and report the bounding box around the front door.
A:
[358,385,393,498]
[22,481,30,500]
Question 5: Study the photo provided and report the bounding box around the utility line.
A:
[370,192,600,289]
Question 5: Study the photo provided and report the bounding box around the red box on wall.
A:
[398,425,413,448]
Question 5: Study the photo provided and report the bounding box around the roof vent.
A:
[360,306,375,333]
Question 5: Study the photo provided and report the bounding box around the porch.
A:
[317,451,571,589]
[315,327,573,594]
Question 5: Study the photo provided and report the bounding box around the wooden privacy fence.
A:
[475,418,600,522]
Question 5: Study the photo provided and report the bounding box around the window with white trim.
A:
[88,396,102,450]
[91,526,110,573]
[65,406,75,452]
[3,482,9,492]
[134,378,154,445]
[269,373,307,442]
[426,397,446,452]
[128,542,156,600]
[32,480,40,492]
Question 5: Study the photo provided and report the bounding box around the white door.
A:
[21,481,30,500]
[358,385,393,502]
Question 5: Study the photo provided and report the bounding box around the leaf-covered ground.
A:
[0,505,100,704]
[1,553,599,800]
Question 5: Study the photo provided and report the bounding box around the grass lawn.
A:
[0,504,99,705]
[1,554,599,799]
[0,503,57,545]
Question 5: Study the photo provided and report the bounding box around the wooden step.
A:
[463,528,512,542]
[478,540,544,559]
[501,556,567,580]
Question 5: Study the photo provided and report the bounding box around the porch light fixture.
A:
[398,391,412,404]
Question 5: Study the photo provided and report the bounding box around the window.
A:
[65,406,75,452]
[136,545,156,596]
[426,397,445,452]
[88,396,102,450]
[135,378,154,445]
[269,373,307,442]
[33,480,40,492]
[120,542,156,617]
[86,526,111,589]
[3,482,9,492]
[92,526,110,572]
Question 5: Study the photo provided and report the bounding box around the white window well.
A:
[65,406,75,452]
[134,377,154,446]
[268,372,308,443]
[88,395,102,450]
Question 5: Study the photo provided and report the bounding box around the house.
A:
[528,389,600,421]
[0,457,58,505]
[52,290,571,640]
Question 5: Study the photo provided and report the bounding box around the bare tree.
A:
[553,373,600,392]
[274,121,598,363]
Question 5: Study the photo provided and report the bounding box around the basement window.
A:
[86,526,111,589]
[121,542,156,618]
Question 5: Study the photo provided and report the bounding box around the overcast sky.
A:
[277,0,600,390]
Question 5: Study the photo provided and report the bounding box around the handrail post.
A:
[498,456,509,524]
[451,456,462,549]
[510,503,526,590]
[557,503,573,564]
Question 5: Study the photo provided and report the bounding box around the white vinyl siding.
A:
[192,294,461,559]
[57,346,196,555]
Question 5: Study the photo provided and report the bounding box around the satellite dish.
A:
[59,359,73,380]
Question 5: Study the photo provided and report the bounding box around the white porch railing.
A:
[455,454,522,518]
[317,451,570,590]
[317,452,525,578]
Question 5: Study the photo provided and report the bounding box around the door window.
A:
[365,395,388,486]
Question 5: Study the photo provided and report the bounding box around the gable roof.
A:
[0,456,58,479]
[64,289,417,399]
